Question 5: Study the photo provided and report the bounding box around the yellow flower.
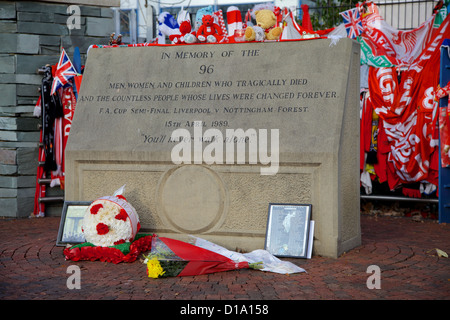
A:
[146,258,166,278]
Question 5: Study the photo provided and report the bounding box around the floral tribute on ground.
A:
[63,233,153,264]
[63,186,306,274]
[64,185,153,264]
[143,235,305,278]
[144,235,262,278]
[81,195,140,247]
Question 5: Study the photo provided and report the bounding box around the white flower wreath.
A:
[82,195,140,247]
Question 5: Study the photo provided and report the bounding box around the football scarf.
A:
[60,86,77,189]
[41,66,63,172]
[226,6,242,36]
[33,130,46,217]
[439,106,450,167]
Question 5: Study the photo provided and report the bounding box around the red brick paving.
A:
[0,214,449,301]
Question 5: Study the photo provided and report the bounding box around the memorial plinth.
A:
[65,38,361,258]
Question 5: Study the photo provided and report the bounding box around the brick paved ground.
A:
[0,214,449,303]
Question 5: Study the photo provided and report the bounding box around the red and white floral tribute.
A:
[82,194,141,247]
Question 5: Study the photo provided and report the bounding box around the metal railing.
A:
[308,0,439,31]
[375,0,438,29]
[121,0,440,42]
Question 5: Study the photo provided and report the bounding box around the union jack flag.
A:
[51,48,78,95]
[340,8,364,39]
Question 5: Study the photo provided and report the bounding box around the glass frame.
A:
[264,203,312,258]
[56,201,91,246]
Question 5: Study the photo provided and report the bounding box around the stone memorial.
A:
[65,38,361,258]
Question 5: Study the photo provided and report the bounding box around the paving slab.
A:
[0,214,448,307]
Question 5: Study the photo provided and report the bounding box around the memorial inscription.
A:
[76,48,338,166]
[66,39,361,258]
[79,80,334,116]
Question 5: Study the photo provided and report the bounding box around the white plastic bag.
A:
[190,236,306,274]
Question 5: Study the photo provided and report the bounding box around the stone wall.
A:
[0,1,117,217]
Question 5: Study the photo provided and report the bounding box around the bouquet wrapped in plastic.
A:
[144,236,262,278]
[191,236,306,274]
[144,235,305,278]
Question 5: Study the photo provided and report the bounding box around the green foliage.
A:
[158,260,189,277]
[301,0,360,31]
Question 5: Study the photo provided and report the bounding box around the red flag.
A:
[369,15,450,188]
[362,2,437,66]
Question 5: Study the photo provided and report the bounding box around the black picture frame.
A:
[56,201,91,246]
[264,203,312,258]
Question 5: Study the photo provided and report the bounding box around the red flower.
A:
[96,223,109,235]
[114,239,126,245]
[63,235,154,264]
[115,209,128,221]
[90,203,103,214]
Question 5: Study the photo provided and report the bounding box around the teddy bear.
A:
[245,9,282,41]
[196,14,224,43]
[195,6,214,30]
[157,12,180,44]
[169,20,198,44]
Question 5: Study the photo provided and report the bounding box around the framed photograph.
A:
[264,203,312,258]
[56,201,91,246]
